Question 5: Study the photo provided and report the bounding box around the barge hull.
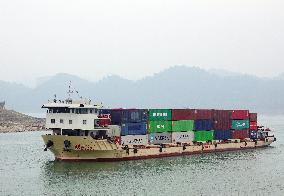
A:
[43,135,274,162]
[55,145,271,162]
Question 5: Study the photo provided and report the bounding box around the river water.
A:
[0,115,283,196]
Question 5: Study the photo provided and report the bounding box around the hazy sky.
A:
[0,0,283,86]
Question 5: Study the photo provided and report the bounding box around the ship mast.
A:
[66,81,73,104]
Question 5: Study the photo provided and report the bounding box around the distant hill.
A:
[0,66,284,114]
[0,107,44,133]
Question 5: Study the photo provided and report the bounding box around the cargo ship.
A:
[42,96,276,162]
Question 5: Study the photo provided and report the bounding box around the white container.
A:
[149,132,172,144]
[172,131,194,143]
[107,125,121,137]
[121,135,148,145]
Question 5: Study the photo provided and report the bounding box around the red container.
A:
[213,119,231,130]
[172,109,195,120]
[250,121,257,130]
[231,110,249,120]
[212,110,231,130]
[194,109,213,119]
[213,110,231,120]
[232,130,249,139]
[249,113,257,122]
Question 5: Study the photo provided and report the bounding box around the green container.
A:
[172,120,194,132]
[231,120,249,130]
[149,109,172,121]
[148,121,172,133]
[194,130,214,141]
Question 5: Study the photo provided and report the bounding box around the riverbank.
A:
[0,108,45,133]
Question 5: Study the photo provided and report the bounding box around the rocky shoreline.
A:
[0,108,45,133]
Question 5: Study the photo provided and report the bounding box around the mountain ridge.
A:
[0,66,283,114]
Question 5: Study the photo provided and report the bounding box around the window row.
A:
[51,119,87,125]
[47,108,98,114]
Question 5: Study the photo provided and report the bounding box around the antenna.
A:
[67,81,74,99]
[53,94,57,103]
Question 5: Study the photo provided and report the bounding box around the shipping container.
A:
[107,125,121,137]
[214,130,232,140]
[110,109,148,124]
[250,121,257,130]
[231,110,249,120]
[149,109,172,121]
[249,113,257,122]
[194,130,214,141]
[194,119,213,130]
[213,110,231,120]
[232,130,249,139]
[172,109,195,120]
[172,131,194,143]
[148,121,172,133]
[194,109,213,119]
[121,122,147,136]
[121,135,148,145]
[213,119,231,130]
[99,109,112,115]
[231,120,250,130]
[249,130,258,139]
[212,110,231,130]
[149,132,172,144]
[172,120,194,132]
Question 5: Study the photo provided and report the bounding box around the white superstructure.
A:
[42,99,103,132]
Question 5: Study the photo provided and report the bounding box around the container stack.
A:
[213,110,232,141]
[171,109,195,143]
[148,109,173,144]
[230,110,250,139]
[106,109,149,145]
[193,109,214,142]
[249,113,258,139]
[101,108,258,146]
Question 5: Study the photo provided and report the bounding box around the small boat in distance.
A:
[42,88,276,162]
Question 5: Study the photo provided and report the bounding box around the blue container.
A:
[121,122,147,136]
[99,109,112,114]
[194,119,213,130]
[249,130,258,139]
[110,109,148,124]
[126,109,148,122]
[214,130,232,140]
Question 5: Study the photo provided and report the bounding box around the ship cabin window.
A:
[51,119,55,124]
[71,109,75,113]
[69,120,72,124]
[81,109,88,114]
[90,109,93,114]
[52,108,70,113]
[60,119,64,124]
[48,109,52,113]
[62,129,80,136]
[83,120,87,125]
[94,109,98,113]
